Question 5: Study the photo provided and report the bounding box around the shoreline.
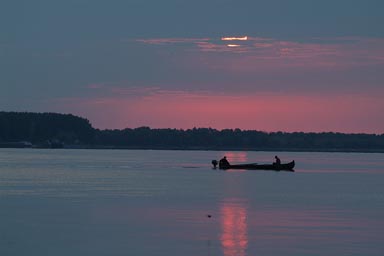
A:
[1,145,383,153]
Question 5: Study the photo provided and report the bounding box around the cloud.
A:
[221,36,248,41]
[136,36,384,66]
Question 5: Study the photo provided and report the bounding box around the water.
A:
[0,149,383,256]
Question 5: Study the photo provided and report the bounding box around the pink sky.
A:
[49,36,384,134]
[56,88,384,133]
[3,2,384,134]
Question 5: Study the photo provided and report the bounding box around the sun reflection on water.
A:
[220,198,248,256]
[223,152,248,163]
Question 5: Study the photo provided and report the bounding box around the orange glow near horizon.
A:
[220,199,248,256]
[222,36,248,41]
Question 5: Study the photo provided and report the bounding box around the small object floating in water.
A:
[207,214,212,218]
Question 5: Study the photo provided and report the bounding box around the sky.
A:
[1,0,384,133]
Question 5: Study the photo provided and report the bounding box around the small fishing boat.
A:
[215,160,295,171]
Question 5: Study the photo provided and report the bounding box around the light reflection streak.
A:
[223,152,248,163]
[220,198,248,256]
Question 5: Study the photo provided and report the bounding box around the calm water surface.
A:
[0,149,383,256]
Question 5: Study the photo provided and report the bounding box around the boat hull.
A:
[221,160,295,171]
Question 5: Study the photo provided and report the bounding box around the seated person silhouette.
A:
[274,155,281,166]
[219,156,230,169]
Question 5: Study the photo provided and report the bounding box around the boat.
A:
[218,160,295,171]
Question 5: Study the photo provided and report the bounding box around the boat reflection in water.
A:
[220,198,248,256]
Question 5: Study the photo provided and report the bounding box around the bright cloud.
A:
[221,36,248,41]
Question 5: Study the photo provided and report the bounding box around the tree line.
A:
[0,112,94,147]
[1,111,383,152]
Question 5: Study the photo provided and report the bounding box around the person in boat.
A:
[219,156,230,169]
[274,155,281,166]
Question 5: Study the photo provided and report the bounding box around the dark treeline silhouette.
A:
[94,127,384,152]
[0,112,94,147]
[1,111,384,152]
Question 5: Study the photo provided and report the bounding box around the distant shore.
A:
[1,111,383,153]
[82,146,384,153]
[1,144,383,153]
